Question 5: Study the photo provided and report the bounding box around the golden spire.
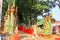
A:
[11,0,15,13]
[7,5,10,14]
[8,0,10,10]
[13,0,15,6]
[7,0,10,14]
[8,4,10,10]
[49,11,52,17]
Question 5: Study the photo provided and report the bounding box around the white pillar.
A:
[0,0,2,27]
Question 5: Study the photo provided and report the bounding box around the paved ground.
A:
[19,32,60,40]
[0,31,60,40]
[20,34,60,40]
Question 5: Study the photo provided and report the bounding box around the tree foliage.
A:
[32,1,50,13]
[3,0,50,24]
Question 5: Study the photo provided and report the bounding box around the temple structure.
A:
[4,0,17,34]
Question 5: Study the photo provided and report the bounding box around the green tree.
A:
[32,1,50,14]
[3,0,50,25]
[16,0,35,25]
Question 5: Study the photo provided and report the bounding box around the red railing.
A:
[18,25,34,34]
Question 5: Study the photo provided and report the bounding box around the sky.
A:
[51,5,60,21]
